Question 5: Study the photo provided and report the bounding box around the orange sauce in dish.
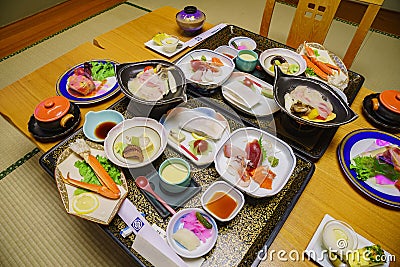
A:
[94,121,117,139]
[206,191,237,219]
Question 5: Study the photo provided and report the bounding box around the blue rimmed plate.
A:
[337,129,400,209]
[56,60,119,104]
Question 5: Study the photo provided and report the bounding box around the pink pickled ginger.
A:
[181,211,213,243]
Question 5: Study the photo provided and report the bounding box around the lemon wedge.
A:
[72,193,99,215]
[191,132,207,140]
[152,33,170,46]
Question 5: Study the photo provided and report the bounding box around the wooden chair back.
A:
[259,0,384,68]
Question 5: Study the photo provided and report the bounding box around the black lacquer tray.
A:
[40,95,315,267]
[182,25,365,162]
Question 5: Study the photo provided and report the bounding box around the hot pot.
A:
[371,90,400,121]
[34,96,75,131]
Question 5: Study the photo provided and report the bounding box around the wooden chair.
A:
[259,0,384,68]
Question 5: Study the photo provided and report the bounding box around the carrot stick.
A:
[302,55,328,80]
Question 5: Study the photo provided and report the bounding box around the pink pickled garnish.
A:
[376,139,390,146]
[375,174,396,185]
[181,211,212,243]
[238,45,247,50]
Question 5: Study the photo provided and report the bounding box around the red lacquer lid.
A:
[34,96,70,122]
[379,90,400,114]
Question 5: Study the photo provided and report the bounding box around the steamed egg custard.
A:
[161,162,188,184]
[284,85,336,122]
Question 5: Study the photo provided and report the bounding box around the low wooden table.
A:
[1,6,398,266]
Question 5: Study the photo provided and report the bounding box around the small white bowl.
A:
[214,45,238,59]
[259,48,306,76]
[83,110,124,142]
[201,181,244,222]
[228,36,257,51]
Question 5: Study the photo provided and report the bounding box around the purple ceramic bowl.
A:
[176,6,206,34]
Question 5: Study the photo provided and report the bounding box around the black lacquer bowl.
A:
[273,65,358,128]
[115,60,187,119]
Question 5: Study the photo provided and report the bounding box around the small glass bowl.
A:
[161,36,180,53]
[321,219,358,254]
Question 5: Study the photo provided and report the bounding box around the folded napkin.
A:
[118,199,187,267]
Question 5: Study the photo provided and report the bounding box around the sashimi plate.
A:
[160,107,230,166]
[55,141,128,224]
[297,43,349,91]
[214,127,296,198]
[175,49,235,90]
[221,72,279,116]
[56,60,119,104]
[104,117,168,168]
[337,129,400,208]
[166,208,218,258]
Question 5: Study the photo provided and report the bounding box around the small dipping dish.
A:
[159,158,191,193]
[321,220,358,254]
[235,50,259,72]
[214,45,238,59]
[83,110,124,142]
[161,36,180,53]
[229,36,257,51]
[201,181,244,222]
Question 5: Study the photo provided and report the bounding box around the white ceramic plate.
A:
[160,107,230,166]
[175,49,235,89]
[55,141,128,225]
[259,48,306,76]
[144,38,187,58]
[104,117,167,168]
[166,208,218,258]
[305,214,391,267]
[221,71,280,116]
[214,127,296,198]
[297,42,349,91]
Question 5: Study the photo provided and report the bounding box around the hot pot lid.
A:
[379,90,400,114]
[34,96,71,122]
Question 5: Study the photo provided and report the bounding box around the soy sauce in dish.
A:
[94,121,116,139]
[206,191,237,219]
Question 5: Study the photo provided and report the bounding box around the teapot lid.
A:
[379,90,400,114]
[176,6,205,21]
[34,96,71,122]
